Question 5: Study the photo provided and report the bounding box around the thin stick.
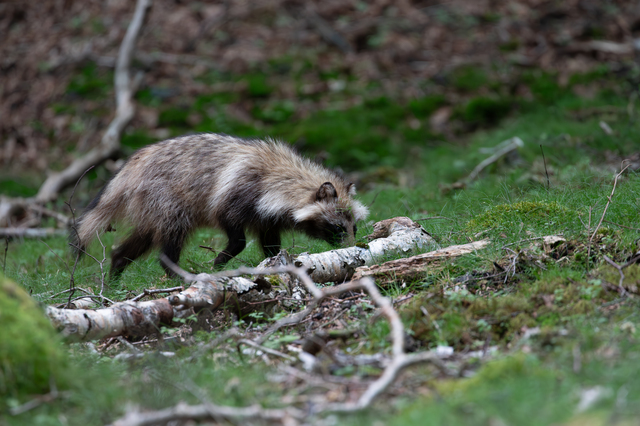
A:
[95,231,109,303]
[131,286,184,302]
[2,237,7,274]
[502,235,560,248]
[603,255,627,296]
[237,339,295,362]
[65,166,94,306]
[621,253,640,269]
[590,164,630,242]
[464,137,524,183]
[587,163,630,271]
[603,220,640,232]
[540,144,550,190]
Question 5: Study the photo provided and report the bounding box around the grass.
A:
[3,65,640,424]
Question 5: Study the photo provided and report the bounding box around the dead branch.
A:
[9,380,70,416]
[238,339,296,362]
[27,204,71,227]
[131,286,184,302]
[352,239,491,282]
[587,163,631,270]
[462,137,524,185]
[111,401,303,426]
[603,255,628,296]
[35,0,151,203]
[0,228,66,238]
[566,40,635,55]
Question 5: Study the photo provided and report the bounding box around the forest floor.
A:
[2,1,640,425]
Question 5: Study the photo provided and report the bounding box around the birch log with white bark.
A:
[258,216,438,283]
[45,275,251,342]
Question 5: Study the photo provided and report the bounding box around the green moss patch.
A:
[0,276,68,402]
[466,201,577,235]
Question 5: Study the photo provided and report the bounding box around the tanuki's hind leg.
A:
[110,229,154,280]
[259,228,281,258]
[213,225,246,267]
[158,229,188,277]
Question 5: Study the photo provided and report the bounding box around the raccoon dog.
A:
[73,133,369,279]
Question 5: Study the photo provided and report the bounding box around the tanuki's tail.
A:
[70,186,120,256]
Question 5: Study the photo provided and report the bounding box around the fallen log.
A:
[352,239,491,282]
[259,216,438,283]
[46,275,254,342]
[0,228,67,239]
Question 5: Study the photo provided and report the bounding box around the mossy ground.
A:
[2,64,640,425]
[0,276,69,408]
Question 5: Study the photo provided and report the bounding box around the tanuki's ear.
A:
[347,183,357,196]
[316,182,338,202]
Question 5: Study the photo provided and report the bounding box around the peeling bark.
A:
[352,239,491,282]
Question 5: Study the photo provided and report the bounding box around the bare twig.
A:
[187,327,240,361]
[567,40,634,55]
[65,166,94,306]
[502,235,564,248]
[2,237,7,274]
[603,255,629,296]
[540,144,550,189]
[238,339,296,362]
[415,216,453,221]
[49,286,95,300]
[599,121,614,136]
[463,137,524,184]
[117,336,142,354]
[27,204,71,227]
[9,380,70,416]
[587,163,630,271]
[131,286,184,302]
[602,220,640,232]
[112,272,454,425]
[621,254,640,269]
